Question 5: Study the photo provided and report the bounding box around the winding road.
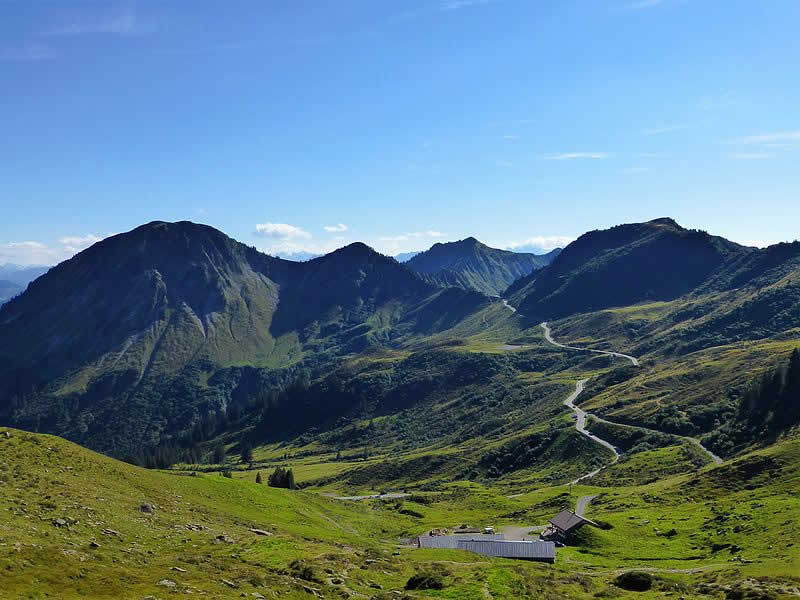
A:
[540,322,639,366]
[539,320,722,466]
[563,378,620,484]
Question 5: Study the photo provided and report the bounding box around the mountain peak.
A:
[328,242,378,258]
[406,236,559,295]
[647,217,682,229]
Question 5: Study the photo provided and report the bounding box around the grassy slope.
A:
[3,427,800,599]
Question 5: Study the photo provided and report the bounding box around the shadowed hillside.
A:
[0,222,488,455]
[407,237,560,296]
[507,218,748,320]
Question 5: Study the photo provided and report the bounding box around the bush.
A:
[405,572,445,590]
[614,571,652,592]
[289,559,319,583]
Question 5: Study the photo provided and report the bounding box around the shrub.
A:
[405,572,445,590]
[614,571,653,592]
[289,560,319,583]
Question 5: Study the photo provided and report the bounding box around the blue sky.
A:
[1,0,799,264]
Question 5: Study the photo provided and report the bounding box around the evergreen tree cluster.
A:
[708,348,800,455]
[741,348,800,432]
[268,466,296,489]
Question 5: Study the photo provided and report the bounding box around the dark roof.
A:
[417,534,505,549]
[548,510,596,532]
[457,540,556,561]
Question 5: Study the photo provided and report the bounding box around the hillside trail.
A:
[540,321,639,366]
[498,300,721,478]
[538,321,722,465]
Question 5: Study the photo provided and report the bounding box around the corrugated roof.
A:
[549,510,595,532]
[417,534,505,549]
[457,540,556,561]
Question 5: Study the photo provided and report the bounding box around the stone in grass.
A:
[156,579,177,588]
[52,518,68,527]
[139,503,156,514]
[614,571,653,592]
[214,534,234,544]
[249,528,272,536]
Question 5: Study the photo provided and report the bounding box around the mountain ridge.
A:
[406,236,561,296]
[0,221,489,454]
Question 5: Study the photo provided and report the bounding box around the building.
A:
[457,540,556,563]
[417,533,505,549]
[541,510,597,542]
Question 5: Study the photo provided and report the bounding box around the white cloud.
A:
[728,152,773,160]
[440,0,497,11]
[640,125,687,136]
[43,5,153,36]
[733,131,800,145]
[59,234,104,253]
[323,223,348,233]
[0,43,57,61]
[494,159,514,168]
[0,233,105,266]
[506,235,575,253]
[542,152,610,160]
[254,223,311,240]
[256,226,444,258]
[628,0,666,8]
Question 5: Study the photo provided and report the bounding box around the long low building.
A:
[417,534,505,549]
[457,540,556,563]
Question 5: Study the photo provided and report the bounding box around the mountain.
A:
[507,217,800,352]
[406,237,561,296]
[0,221,488,455]
[507,218,749,320]
[0,279,22,302]
[274,250,322,261]
[394,251,421,262]
[0,263,50,287]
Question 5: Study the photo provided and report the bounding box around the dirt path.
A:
[575,494,597,517]
[324,492,409,501]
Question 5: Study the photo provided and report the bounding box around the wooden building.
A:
[541,510,597,542]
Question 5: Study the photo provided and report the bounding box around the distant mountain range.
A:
[0,280,23,303]
[406,237,561,296]
[273,250,322,262]
[394,251,420,263]
[0,263,50,287]
[2,217,799,459]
